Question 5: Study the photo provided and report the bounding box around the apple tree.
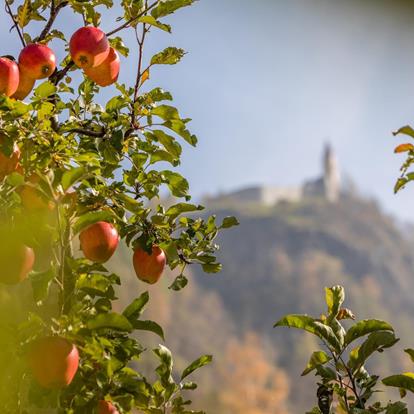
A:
[0,0,238,412]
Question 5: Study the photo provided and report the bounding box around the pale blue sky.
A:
[2,1,414,220]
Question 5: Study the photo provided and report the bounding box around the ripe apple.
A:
[18,43,56,79]
[70,27,110,69]
[79,221,119,263]
[12,66,35,100]
[98,400,119,414]
[84,47,120,87]
[0,57,19,97]
[133,245,166,284]
[0,135,20,179]
[0,239,34,285]
[19,175,54,211]
[28,336,79,389]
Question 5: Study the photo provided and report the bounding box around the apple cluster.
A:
[0,26,121,99]
[0,28,166,412]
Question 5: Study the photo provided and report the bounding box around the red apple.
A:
[84,47,120,87]
[0,239,34,285]
[133,245,166,284]
[70,27,110,69]
[0,57,19,97]
[28,336,79,389]
[19,43,56,79]
[12,66,35,100]
[0,135,21,179]
[98,400,119,414]
[79,221,119,263]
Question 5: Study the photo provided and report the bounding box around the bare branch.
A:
[4,0,26,47]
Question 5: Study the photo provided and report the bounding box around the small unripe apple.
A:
[0,240,34,285]
[133,245,166,284]
[18,43,56,79]
[70,27,110,69]
[28,336,79,389]
[0,57,19,97]
[98,400,119,414]
[12,66,35,100]
[79,221,119,263]
[84,47,120,87]
[0,135,21,179]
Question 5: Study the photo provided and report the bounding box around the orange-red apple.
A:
[79,221,119,263]
[84,47,120,87]
[133,245,166,284]
[0,57,19,97]
[0,135,20,179]
[70,27,109,69]
[12,66,35,100]
[28,336,79,389]
[19,175,54,211]
[18,43,56,79]
[0,239,34,285]
[98,400,119,414]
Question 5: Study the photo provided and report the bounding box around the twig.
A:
[105,0,159,37]
[36,0,68,42]
[50,60,74,85]
[4,0,25,47]
[66,128,106,138]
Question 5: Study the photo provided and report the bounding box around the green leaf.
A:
[404,349,414,364]
[150,130,182,157]
[61,166,86,191]
[181,355,212,380]
[151,47,185,65]
[87,312,133,332]
[393,125,414,139]
[349,331,399,370]
[344,319,394,346]
[385,402,408,414]
[138,15,171,32]
[162,171,189,198]
[76,273,113,297]
[109,36,129,57]
[123,291,149,320]
[325,285,344,320]
[302,351,331,376]
[274,315,341,351]
[166,203,203,220]
[164,119,197,146]
[151,0,195,19]
[133,320,164,340]
[201,262,222,273]
[30,268,55,303]
[169,275,188,291]
[151,104,180,121]
[383,373,414,393]
[220,216,239,229]
[34,81,57,99]
[73,210,115,234]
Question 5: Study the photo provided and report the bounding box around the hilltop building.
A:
[207,144,342,206]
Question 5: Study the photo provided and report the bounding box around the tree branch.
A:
[50,60,74,85]
[36,0,68,42]
[105,0,159,37]
[4,0,26,47]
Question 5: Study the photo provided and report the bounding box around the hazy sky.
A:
[2,1,414,220]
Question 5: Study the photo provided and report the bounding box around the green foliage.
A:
[0,0,238,412]
[275,286,404,413]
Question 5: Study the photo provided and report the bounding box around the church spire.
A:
[323,143,340,202]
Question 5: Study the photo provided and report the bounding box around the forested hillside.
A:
[109,194,414,412]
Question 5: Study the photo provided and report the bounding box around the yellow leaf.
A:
[394,143,414,153]
[140,69,150,86]
[17,0,32,28]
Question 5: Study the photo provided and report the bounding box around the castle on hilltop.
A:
[208,144,342,206]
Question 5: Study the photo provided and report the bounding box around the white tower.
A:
[323,143,340,202]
